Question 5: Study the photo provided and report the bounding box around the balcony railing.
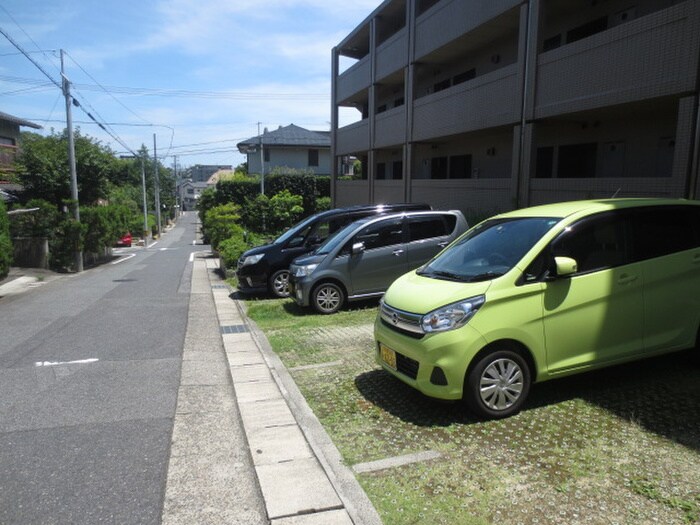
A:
[336,55,371,104]
[336,119,370,155]
[413,64,519,141]
[375,106,406,148]
[534,1,699,118]
[414,0,521,60]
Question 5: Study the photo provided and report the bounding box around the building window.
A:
[308,149,319,167]
[542,34,562,52]
[453,69,476,86]
[433,78,451,93]
[376,162,387,180]
[535,147,554,178]
[0,137,15,146]
[264,149,270,162]
[394,97,404,108]
[449,155,471,179]
[376,104,387,114]
[558,143,597,178]
[430,157,448,179]
[566,17,608,44]
[392,160,403,180]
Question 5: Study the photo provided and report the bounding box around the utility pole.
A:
[258,122,265,195]
[61,49,83,272]
[153,134,162,237]
[173,155,180,218]
[140,156,149,248]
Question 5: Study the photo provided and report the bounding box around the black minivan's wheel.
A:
[269,269,291,298]
[312,282,345,314]
[465,349,531,419]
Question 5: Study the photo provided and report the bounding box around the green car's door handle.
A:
[618,273,638,285]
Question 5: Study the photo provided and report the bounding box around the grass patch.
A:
[243,295,700,525]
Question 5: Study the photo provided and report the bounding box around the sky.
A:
[0,0,380,170]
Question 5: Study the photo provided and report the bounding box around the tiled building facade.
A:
[331,0,700,216]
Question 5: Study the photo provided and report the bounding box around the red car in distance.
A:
[115,232,132,247]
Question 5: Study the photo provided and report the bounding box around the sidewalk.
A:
[163,254,382,525]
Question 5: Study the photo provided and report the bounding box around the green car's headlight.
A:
[421,295,485,333]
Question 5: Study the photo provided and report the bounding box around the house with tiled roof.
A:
[0,111,41,202]
[237,124,330,176]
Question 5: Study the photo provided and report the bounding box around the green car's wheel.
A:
[465,349,531,419]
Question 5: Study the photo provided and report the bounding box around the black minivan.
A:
[236,203,431,297]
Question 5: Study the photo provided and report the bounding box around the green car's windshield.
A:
[417,217,561,282]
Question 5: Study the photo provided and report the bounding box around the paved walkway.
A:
[163,254,382,525]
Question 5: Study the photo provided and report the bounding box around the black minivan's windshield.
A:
[418,217,560,282]
[273,214,318,246]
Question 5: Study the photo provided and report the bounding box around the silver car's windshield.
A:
[417,217,560,282]
[313,219,370,255]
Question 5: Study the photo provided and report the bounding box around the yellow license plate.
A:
[380,344,397,370]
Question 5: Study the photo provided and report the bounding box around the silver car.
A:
[290,210,468,314]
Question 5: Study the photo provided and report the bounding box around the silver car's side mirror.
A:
[352,242,365,255]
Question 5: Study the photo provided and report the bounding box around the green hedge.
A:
[216,173,330,216]
[0,200,11,279]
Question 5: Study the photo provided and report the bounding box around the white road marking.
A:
[111,254,136,265]
[35,358,99,367]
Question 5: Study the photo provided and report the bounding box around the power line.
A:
[64,50,151,125]
[0,74,328,100]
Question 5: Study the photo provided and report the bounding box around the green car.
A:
[374,199,700,419]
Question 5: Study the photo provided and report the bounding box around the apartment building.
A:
[331,0,700,216]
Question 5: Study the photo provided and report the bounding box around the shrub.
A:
[240,190,305,235]
[315,196,331,212]
[218,228,265,273]
[202,203,242,251]
[216,173,330,219]
[0,200,12,279]
[80,205,130,255]
[49,217,86,272]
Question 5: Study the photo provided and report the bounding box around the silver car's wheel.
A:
[269,270,291,298]
[465,349,531,419]
[312,283,344,314]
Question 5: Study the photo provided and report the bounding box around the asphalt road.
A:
[0,212,203,524]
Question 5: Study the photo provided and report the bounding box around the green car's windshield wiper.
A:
[418,269,467,282]
[468,272,504,282]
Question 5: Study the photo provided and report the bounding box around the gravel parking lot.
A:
[245,299,700,525]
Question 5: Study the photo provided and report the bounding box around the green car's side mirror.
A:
[554,256,578,276]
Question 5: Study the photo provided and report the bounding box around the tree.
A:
[15,129,119,205]
[0,200,12,279]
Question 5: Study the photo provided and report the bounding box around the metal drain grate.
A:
[220,324,249,334]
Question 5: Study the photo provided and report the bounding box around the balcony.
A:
[375,106,407,148]
[414,0,521,60]
[336,119,370,155]
[336,56,371,104]
[413,64,519,141]
[534,1,700,118]
[376,28,409,81]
